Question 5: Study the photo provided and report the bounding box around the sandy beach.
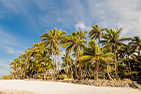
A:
[0,80,140,94]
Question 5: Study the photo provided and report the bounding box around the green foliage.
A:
[2,74,12,80]
[6,26,141,81]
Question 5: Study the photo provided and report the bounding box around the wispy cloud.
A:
[0,44,23,54]
[0,70,10,77]
[86,0,141,37]
[0,29,24,54]
[1,0,141,37]
[0,29,16,46]
[0,63,9,68]
[75,22,91,31]
[0,59,12,77]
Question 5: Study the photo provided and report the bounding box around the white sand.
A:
[0,80,140,94]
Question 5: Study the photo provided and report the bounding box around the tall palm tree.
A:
[62,34,86,79]
[101,28,131,79]
[89,24,105,48]
[40,28,60,78]
[56,29,67,76]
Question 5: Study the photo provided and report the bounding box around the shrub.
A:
[123,78,132,81]
[2,75,12,80]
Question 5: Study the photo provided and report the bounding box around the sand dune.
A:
[0,80,140,94]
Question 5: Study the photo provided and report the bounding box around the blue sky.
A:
[0,0,141,77]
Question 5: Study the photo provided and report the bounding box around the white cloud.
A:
[1,0,141,37]
[87,0,141,37]
[75,22,91,31]
[0,44,23,54]
[0,29,16,46]
[0,63,9,68]
[0,29,25,54]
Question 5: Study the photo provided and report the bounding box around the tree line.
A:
[4,25,141,80]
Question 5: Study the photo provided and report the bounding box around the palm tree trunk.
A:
[98,37,100,48]
[75,53,78,79]
[57,54,60,77]
[95,61,99,80]
[127,56,134,80]
[107,63,113,80]
[24,64,26,79]
[80,67,82,80]
[44,68,47,80]
[69,59,73,80]
[20,64,22,79]
[52,43,55,80]
[114,44,118,80]
[85,63,87,78]
[67,62,68,77]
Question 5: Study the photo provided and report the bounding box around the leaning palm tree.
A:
[62,33,86,79]
[100,28,131,79]
[89,24,105,48]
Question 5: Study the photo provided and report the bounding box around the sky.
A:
[0,0,141,78]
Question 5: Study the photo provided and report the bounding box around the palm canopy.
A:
[40,28,60,49]
[100,28,131,79]
[129,36,141,54]
[77,40,100,64]
[77,40,115,65]
[100,28,131,47]
[62,54,73,67]
[77,40,115,80]
[62,34,86,54]
[62,32,86,79]
[118,44,137,60]
[118,44,138,79]
[72,30,87,39]
[89,24,105,40]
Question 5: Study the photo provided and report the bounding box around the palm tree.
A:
[10,58,20,79]
[62,33,86,79]
[130,36,141,55]
[40,28,60,78]
[118,44,137,79]
[56,29,67,76]
[89,24,105,48]
[100,53,115,80]
[77,40,101,80]
[33,41,53,79]
[101,28,131,79]
[62,54,73,78]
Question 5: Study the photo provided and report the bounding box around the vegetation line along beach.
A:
[2,25,140,84]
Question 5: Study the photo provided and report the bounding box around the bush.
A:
[123,78,132,81]
[2,75,12,80]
